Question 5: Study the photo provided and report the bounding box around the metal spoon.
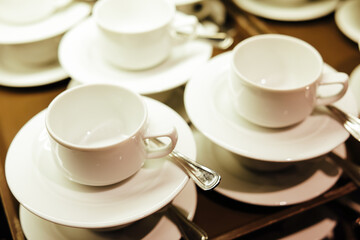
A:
[326,106,360,187]
[165,204,208,240]
[326,105,360,142]
[148,138,221,191]
[175,30,234,49]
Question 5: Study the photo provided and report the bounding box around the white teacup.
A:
[45,84,178,186]
[0,0,72,25]
[92,0,197,71]
[229,34,349,128]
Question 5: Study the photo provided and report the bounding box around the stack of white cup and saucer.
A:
[185,34,359,206]
[58,0,213,103]
[0,0,91,87]
[6,84,199,239]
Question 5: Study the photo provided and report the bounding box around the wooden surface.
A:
[1,1,360,239]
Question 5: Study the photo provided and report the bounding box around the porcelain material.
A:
[45,84,178,186]
[93,0,197,70]
[19,180,197,240]
[58,17,212,94]
[67,79,190,123]
[3,34,62,67]
[184,51,358,161]
[0,0,72,24]
[6,98,195,229]
[193,129,343,206]
[0,45,68,87]
[350,65,360,115]
[0,2,91,44]
[233,0,339,21]
[335,0,360,43]
[0,2,90,87]
[229,34,348,128]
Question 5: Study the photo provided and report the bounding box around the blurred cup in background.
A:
[93,0,198,71]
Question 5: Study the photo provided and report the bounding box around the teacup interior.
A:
[233,35,323,90]
[94,0,173,33]
[47,85,146,148]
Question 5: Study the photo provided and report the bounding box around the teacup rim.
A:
[231,33,324,92]
[93,0,175,35]
[45,83,147,151]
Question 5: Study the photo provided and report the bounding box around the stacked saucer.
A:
[58,13,213,97]
[184,50,359,206]
[232,0,339,22]
[5,96,198,239]
[0,1,91,87]
[335,0,360,43]
[19,180,197,240]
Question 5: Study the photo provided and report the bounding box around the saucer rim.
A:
[0,2,91,44]
[58,17,213,95]
[335,0,360,43]
[194,129,343,206]
[233,0,339,21]
[184,51,357,162]
[5,97,195,229]
[19,180,197,240]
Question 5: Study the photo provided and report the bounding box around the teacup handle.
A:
[316,72,349,106]
[170,13,198,45]
[143,126,178,159]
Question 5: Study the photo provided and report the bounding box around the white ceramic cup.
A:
[92,0,197,71]
[45,84,178,186]
[0,0,72,25]
[229,34,349,128]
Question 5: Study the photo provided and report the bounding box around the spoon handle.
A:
[175,30,234,50]
[327,105,360,142]
[166,204,208,240]
[149,138,221,191]
[329,151,360,187]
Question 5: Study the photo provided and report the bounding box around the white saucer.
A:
[0,45,68,87]
[0,2,91,44]
[5,98,196,229]
[233,0,339,22]
[58,17,213,95]
[350,65,360,115]
[194,129,343,206]
[20,180,197,240]
[335,0,360,43]
[184,51,358,161]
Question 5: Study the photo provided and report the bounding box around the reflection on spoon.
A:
[326,105,360,142]
[147,137,221,191]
